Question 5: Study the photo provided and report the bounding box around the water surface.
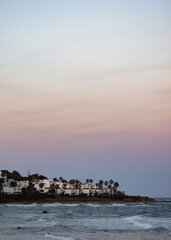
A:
[0,199,171,240]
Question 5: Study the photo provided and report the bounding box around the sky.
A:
[0,0,171,197]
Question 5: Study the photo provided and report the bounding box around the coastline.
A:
[0,195,156,204]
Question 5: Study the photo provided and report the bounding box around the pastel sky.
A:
[0,0,171,197]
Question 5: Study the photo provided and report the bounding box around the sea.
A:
[0,199,171,240]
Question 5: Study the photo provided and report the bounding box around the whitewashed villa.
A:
[0,170,119,196]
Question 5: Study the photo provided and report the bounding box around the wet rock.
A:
[43,210,48,214]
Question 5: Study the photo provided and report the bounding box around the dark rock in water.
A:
[17,227,22,229]
[43,210,48,213]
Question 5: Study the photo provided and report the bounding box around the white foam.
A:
[41,203,61,207]
[41,203,79,207]
[131,203,153,208]
[125,216,153,229]
[62,203,79,207]
[37,218,46,223]
[5,203,37,207]
[44,233,86,240]
[124,215,171,230]
[36,218,57,227]
[112,203,127,207]
[84,203,102,207]
[84,203,127,207]
[44,234,74,240]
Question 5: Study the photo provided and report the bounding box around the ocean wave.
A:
[36,217,57,227]
[84,203,127,208]
[37,218,46,223]
[125,216,153,229]
[84,203,102,207]
[44,233,86,240]
[132,204,152,208]
[41,203,79,207]
[124,215,171,230]
[112,203,127,207]
[5,203,37,207]
[62,203,79,207]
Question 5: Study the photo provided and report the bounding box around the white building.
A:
[0,170,117,196]
[2,179,29,195]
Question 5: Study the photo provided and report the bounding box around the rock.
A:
[43,210,48,214]
[17,227,22,229]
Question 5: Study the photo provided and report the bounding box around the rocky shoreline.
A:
[0,195,155,204]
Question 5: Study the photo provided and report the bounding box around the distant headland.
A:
[0,170,154,203]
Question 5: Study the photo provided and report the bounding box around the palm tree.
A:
[59,177,63,182]
[39,182,44,192]
[109,179,114,195]
[89,179,93,184]
[109,179,114,186]
[86,179,89,184]
[114,182,119,193]
[31,174,39,182]
[75,180,81,190]
[69,179,75,185]
[49,183,56,195]
[25,182,36,200]
[63,183,67,189]
[99,180,104,189]
[108,184,112,195]
[62,179,67,183]
[104,181,108,188]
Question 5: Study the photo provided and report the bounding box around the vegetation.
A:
[10,181,17,188]
[0,170,156,203]
[0,169,125,200]
[1,170,47,182]
[0,178,4,193]
[1,170,23,181]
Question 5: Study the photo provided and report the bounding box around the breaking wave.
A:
[124,215,171,230]
[112,203,127,207]
[41,203,79,207]
[44,233,86,240]
[5,203,37,207]
[84,203,103,207]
